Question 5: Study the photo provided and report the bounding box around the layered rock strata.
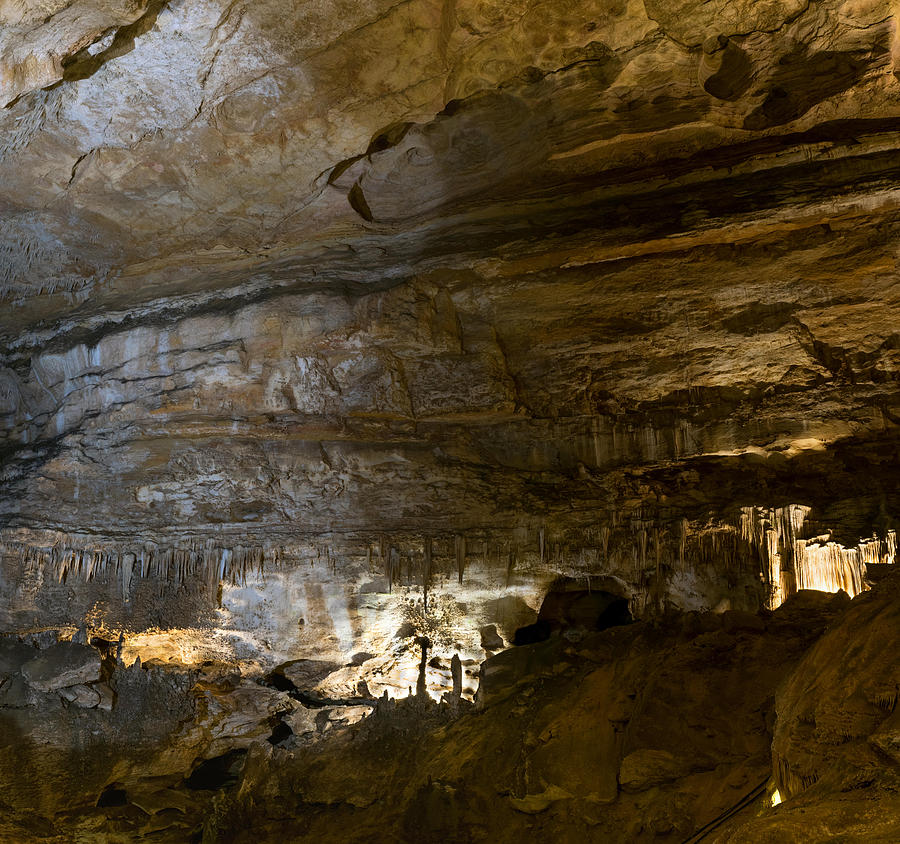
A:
[2,0,900,838]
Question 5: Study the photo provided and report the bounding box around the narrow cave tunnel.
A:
[1,1,900,842]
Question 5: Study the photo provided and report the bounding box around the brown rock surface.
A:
[20,641,101,692]
[2,0,900,839]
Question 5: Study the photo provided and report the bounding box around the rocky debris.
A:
[20,642,101,692]
[190,680,299,757]
[284,706,318,740]
[479,625,504,651]
[320,705,371,731]
[95,682,114,711]
[59,683,101,707]
[272,660,343,691]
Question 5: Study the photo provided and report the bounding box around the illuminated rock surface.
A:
[1,0,900,840]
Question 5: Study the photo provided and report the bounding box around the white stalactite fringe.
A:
[3,533,279,590]
[774,752,819,801]
[741,505,896,608]
[2,513,895,611]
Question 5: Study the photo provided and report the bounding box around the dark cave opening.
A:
[513,582,633,645]
[184,750,248,791]
[96,785,128,807]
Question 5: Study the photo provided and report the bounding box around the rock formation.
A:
[1,0,900,840]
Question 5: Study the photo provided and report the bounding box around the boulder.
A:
[95,682,115,712]
[275,659,343,690]
[285,706,318,738]
[324,705,371,727]
[480,624,505,650]
[59,684,101,708]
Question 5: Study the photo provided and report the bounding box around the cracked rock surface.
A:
[2,0,900,840]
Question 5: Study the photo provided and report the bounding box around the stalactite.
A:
[741,507,895,607]
[423,537,432,613]
[387,546,398,593]
[1,531,286,591]
[774,754,819,800]
[599,524,610,564]
[383,543,392,591]
[874,689,898,713]
[455,535,466,585]
[794,541,865,596]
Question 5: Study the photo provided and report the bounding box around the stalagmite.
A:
[450,653,462,701]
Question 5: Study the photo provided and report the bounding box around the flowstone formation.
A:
[2,0,900,840]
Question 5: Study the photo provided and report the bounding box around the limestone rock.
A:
[1,0,900,839]
[59,683,101,707]
[284,706,318,739]
[618,749,693,792]
[479,624,504,651]
[870,707,900,765]
[20,643,101,692]
[276,660,344,691]
[95,682,114,711]
[191,680,298,756]
[323,705,371,728]
[508,784,572,814]
[772,573,900,799]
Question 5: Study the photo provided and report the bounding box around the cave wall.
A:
[3,2,900,841]
[1,0,900,670]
